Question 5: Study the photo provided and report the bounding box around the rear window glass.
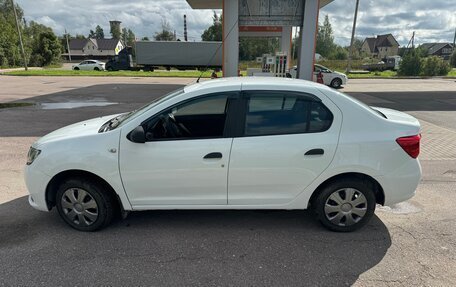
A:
[244,92,333,136]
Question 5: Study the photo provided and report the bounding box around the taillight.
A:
[396,134,421,158]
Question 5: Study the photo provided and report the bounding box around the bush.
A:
[421,56,450,76]
[398,50,421,76]
[450,50,456,68]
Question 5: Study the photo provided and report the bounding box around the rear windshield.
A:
[331,90,387,118]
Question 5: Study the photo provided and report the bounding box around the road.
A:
[0,76,455,286]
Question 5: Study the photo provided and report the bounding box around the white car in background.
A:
[25,77,421,232]
[288,64,348,89]
[72,60,105,71]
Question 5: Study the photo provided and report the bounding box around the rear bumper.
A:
[376,159,422,206]
[24,165,51,212]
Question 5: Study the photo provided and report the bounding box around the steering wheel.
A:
[167,113,192,136]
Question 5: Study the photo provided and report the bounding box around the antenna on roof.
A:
[196,16,239,84]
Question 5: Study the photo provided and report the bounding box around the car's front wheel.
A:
[55,178,116,231]
[313,178,376,232]
[330,78,342,89]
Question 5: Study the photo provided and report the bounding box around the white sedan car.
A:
[288,64,348,89]
[72,60,105,71]
[25,77,421,232]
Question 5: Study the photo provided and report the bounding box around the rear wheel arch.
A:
[46,170,122,211]
[308,172,385,208]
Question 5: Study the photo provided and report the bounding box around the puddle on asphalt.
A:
[39,101,118,109]
[377,201,422,214]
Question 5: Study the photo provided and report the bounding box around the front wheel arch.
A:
[46,169,122,211]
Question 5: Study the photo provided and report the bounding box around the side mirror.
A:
[127,126,146,143]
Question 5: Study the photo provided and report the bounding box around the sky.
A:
[16,0,456,46]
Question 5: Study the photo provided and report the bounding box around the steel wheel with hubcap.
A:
[314,178,376,232]
[55,178,116,231]
[324,188,367,227]
[61,188,99,227]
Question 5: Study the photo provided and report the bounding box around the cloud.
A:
[320,0,456,46]
[17,0,219,41]
[16,0,456,46]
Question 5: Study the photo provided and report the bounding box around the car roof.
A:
[184,77,326,93]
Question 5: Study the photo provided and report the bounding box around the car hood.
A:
[33,114,121,148]
[333,71,347,78]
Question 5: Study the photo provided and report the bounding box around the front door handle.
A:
[305,149,324,156]
[204,152,223,159]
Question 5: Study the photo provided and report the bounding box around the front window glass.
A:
[144,94,229,140]
[103,88,185,131]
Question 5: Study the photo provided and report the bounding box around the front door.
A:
[119,93,236,207]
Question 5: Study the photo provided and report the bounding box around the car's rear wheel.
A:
[330,78,342,89]
[55,178,115,231]
[313,179,376,232]
[73,67,80,71]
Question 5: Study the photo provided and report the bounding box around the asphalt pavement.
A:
[0,77,455,286]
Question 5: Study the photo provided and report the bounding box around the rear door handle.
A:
[305,149,324,156]
[204,152,223,159]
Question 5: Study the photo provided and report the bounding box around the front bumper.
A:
[24,165,52,212]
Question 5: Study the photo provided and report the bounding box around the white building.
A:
[64,38,124,61]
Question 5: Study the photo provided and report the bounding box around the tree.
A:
[141,36,149,41]
[95,25,104,39]
[450,49,456,68]
[121,28,135,46]
[201,11,222,41]
[398,49,421,76]
[154,20,174,41]
[316,15,335,58]
[0,0,23,66]
[88,29,96,38]
[421,56,450,76]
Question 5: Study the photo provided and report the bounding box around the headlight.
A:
[27,147,41,165]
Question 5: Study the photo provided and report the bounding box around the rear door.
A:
[228,89,342,205]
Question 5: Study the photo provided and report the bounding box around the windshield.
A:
[99,88,185,132]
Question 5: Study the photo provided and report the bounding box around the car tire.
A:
[330,78,342,89]
[73,67,80,71]
[313,178,376,232]
[94,67,100,71]
[55,177,116,232]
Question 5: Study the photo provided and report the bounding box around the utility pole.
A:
[411,31,415,48]
[65,29,72,62]
[346,0,360,73]
[453,27,456,52]
[11,0,27,71]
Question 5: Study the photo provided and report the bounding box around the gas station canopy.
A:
[187,0,333,9]
[186,0,334,81]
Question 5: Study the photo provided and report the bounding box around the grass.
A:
[0,102,34,109]
[3,69,222,78]
[346,70,398,78]
[448,68,456,77]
